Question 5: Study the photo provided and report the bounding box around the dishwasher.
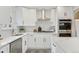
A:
[10,38,22,53]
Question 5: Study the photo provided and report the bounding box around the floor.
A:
[26,49,51,53]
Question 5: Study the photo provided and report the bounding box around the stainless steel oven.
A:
[59,19,71,30]
[59,19,72,37]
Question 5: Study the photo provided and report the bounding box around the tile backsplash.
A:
[16,21,56,33]
[35,20,55,31]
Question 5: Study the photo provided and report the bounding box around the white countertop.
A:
[52,37,79,53]
[0,33,27,48]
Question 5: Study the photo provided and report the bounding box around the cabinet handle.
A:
[1,51,4,53]
[53,43,56,47]
[25,40,26,45]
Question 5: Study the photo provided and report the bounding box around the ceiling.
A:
[23,6,57,9]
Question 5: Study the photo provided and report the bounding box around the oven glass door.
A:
[59,23,71,30]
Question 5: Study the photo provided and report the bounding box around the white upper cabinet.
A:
[57,6,73,19]
[50,9,57,25]
[23,8,36,26]
[16,7,37,26]
[16,7,23,26]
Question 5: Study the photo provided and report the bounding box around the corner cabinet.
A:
[16,7,37,26]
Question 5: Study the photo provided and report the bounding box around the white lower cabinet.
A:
[26,34,34,49]
[27,34,51,49]
[37,36,51,49]
[22,35,27,53]
[0,44,9,53]
[51,42,56,53]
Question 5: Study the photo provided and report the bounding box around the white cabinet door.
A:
[27,34,45,49]
[26,34,35,49]
[35,35,51,49]
[51,43,56,53]
[26,34,51,49]
[23,8,37,26]
[57,7,73,19]
[0,44,9,53]
[42,37,51,49]
[16,7,37,26]
[50,9,57,25]
[35,36,43,48]
[22,35,27,53]
[16,7,23,26]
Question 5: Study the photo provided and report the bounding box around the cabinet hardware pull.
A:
[53,43,56,47]
[25,41,26,45]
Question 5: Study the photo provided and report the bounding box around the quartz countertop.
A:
[0,32,38,48]
[0,33,27,48]
[0,32,57,49]
[52,37,79,53]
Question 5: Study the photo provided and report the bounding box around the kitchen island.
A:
[51,37,79,53]
[0,32,79,53]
